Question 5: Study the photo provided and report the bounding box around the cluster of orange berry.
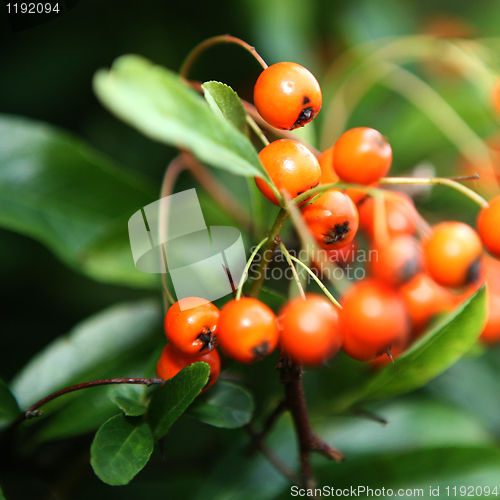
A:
[157,61,500,388]
[157,291,344,390]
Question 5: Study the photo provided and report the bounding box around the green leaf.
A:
[93,55,268,181]
[313,447,500,494]
[36,386,121,443]
[202,81,248,134]
[0,485,4,500]
[186,381,254,428]
[334,287,487,410]
[147,362,210,439]
[0,380,20,425]
[10,299,161,409]
[90,414,154,486]
[0,115,157,289]
[109,385,148,417]
[319,399,492,458]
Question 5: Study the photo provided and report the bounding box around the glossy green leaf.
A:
[427,350,500,435]
[319,399,492,458]
[90,414,154,486]
[335,287,487,410]
[0,115,156,289]
[202,81,248,134]
[312,447,500,495]
[93,55,268,181]
[0,380,20,425]
[10,299,161,409]
[147,362,210,439]
[0,485,4,500]
[186,381,254,428]
[109,385,148,417]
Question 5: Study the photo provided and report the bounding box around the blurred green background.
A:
[1,0,500,498]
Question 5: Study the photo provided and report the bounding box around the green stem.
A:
[180,34,268,79]
[320,36,497,149]
[236,237,269,300]
[279,243,306,300]
[379,176,489,209]
[287,255,342,310]
[378,62,497,183]
[248,208,290,298]
[247,114,270,146]
[294,176,489,210]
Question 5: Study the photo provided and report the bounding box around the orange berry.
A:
[256,139,321,206]
[302,189,359,250]
[278,294,342,365]
[477,195,500,258]
[254,62,322,130]
[164,297,219,356]
[345,186,371,205]
[369,235,422,287]
[358,193,418,240]
[370,335,409,369]
[317,146,339,185]
[492,79,500,116]
[333,127,392,185]
[399,272,456,334]
[422,221,483,288]
[480,255,500,344]
[480,287,500,344]
[156,344,220,392]
[217,298,279,364]
[340,279,409,362]
[312,240,358,273]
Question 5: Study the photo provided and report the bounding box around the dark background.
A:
[1,1,500,498]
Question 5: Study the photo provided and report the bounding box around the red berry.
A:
[279,294,342,365]
[317,146,339,185]
[477,195,500,258]
[164,297,219,356]
[302,189,359,250]
[369,235,422,287]
[333,127,392,185]
[340,279,409,362]
[358,193,418,240]
[256,139,321,206]
[217,298,279,364]
[254,62,322,130]
[399,272,456,335]
[422,222,483,288]
[156,344,220,392]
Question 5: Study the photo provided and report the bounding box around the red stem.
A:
[11,378,164,427]
[279,358,343,488]
[180,34,268,80]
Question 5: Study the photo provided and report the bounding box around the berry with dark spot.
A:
[217,297,279,364]
[164,297,220,356]
[302,189,359,250]
[254,61,322,130]
[422,221,483,288]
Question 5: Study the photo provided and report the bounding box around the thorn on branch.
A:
[310,435,344,463]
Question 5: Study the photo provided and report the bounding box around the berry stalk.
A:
[248,208,290,298]
[10,378,164,427]
[179,34,268,80]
